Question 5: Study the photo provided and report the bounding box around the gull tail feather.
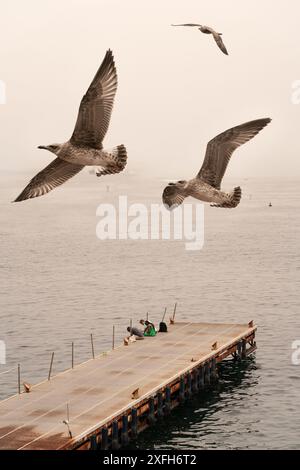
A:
[211,186,242,208]
[112,144,127,167]
[96,145,127,177]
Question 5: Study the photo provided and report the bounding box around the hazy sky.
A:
[1,0,300,179]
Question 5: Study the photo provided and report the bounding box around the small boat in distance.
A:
[269,202,272,207]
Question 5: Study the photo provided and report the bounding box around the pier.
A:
[0,321,256,450]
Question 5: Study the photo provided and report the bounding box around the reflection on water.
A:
[127,358,259,450]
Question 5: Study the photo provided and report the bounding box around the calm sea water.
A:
[0,172,299,449]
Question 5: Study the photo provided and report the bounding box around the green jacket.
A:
[144,325,156,337]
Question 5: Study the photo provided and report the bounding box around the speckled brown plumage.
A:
[162,118,271,209]
[14,50,127,202]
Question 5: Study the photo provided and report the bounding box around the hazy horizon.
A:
[1,0,300,183]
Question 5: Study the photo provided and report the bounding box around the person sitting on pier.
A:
[126,326,144,340]
[140,319,157,337]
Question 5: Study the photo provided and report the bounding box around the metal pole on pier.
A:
[162,307,167,322]
[90,334,95,359]
[17,364,21,394]
[71,342,74,369]
[172,302,177,321]
[48,352,54,381]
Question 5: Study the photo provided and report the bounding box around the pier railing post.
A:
[90,334,95,359]
[71,342,74,369]
[172,302,177,321]
[17,364,21,394]
[48,352,54,381]
[162,307,167,323]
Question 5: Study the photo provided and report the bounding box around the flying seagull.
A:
[172,24,229,55]
[162,118,271,209]
[14,50,127,202]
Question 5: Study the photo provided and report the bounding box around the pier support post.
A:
[90,434,97,450]
[208,361,212,385]
[165,387,171,414]
[198,366,204,390]
[241,339,247,359]
[131,408,138,438]
[205,362,211,386]
[179,377,185,403]
[121,414,129,446]
[237,341,242,360]
[192,369,199,393]
[148,397,156,425]
[211,358,218,383]
[111,420,119,450]
[157,392,164,418]
[101,428,108,450]
[187,372,192,398]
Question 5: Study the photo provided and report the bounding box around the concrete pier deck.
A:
[0,321,256,450]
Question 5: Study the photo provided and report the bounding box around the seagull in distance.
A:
[162,118,271,209]
[14,50,127,202]
[171,24,229,55]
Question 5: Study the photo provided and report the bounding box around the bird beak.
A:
[37,145,47,150]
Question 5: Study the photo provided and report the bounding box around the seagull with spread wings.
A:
[172,23,229,55]
[162,118,271,209]
[14,50,127,202]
